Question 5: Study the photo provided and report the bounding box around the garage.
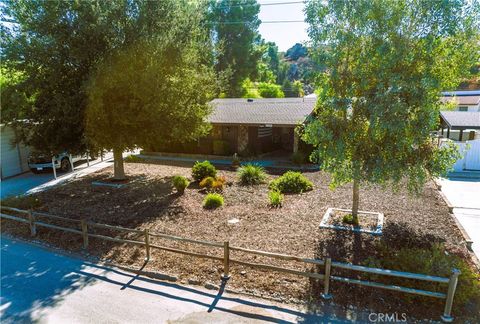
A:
[1,124,30,179]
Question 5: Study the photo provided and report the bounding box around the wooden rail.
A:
[0,206,460,322]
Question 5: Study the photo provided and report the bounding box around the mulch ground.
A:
[1,160,478,321]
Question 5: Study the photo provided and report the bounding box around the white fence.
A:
[444,139,480,171]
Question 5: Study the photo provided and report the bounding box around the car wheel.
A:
[60,158,71,171]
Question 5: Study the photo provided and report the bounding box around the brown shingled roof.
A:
[208,98,316,127]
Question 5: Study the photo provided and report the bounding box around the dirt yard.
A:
[1,160,478,321]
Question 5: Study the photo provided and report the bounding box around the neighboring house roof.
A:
[442,90,480,96]
[440,111,480,130]
[441,95,480,106]
[208,98,316,127]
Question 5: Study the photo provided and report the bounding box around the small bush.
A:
[200,176,225,191]
[124,155,144,163]
[268,190,284,208]
[172,175,189,194]
[363,244,480,308]
[203,193,224,209]
[192,161,216,182]
[199,176,215,189]
[342,214,359,226]
[291,151,306,165]
[237,164,267,185]
[0,195,43,210]
[269,171,313,194]
[213,140,230,155]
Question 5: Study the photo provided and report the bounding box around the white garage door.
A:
[1,126,23,178]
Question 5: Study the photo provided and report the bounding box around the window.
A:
[458,106,468,111]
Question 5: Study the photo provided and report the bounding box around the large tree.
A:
[1,0,195,155]
[303,0,479,222]
[86,28,216,179]
[209,0,262,97]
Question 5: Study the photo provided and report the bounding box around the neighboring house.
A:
[0,124,30,179]
[440,90,480,112]
[149,98,317,156]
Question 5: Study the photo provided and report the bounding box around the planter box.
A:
[320,207,384,236]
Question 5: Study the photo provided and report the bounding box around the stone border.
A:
[320,207,384,236]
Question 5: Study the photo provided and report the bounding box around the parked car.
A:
[28,152,84,174]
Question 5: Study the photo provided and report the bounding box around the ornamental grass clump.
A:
[172,175,189,194]
[269,171,313,194]
[268,190,284,208]
[237,163,267,185]
[203,193,224,209]
[200,176,225,192]
[192,161,216,182]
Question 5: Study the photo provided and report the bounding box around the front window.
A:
[458,106,468,111]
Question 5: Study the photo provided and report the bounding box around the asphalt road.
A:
[0,237,356,324]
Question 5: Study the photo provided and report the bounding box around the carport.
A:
[439,111,480,141]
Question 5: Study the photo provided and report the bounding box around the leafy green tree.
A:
[257,82,284,98]
[0,67,33,122]
[304,0,478,222]
[2,0,196,155]
[210,0,262,97]
[86,38,216,179]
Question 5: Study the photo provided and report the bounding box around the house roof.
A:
[208,98,316,127]
[441,95,480,106]
[440,111,480,130]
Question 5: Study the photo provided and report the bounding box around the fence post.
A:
[69,154,75,172]
[221,241,231,280]
[81,219,89,250]
[28,210,36,237]
[441,268,461,322]
[144,229,150,261]
[321,257,332,299]
[51,156,57,179]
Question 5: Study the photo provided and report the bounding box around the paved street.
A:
[439,177,480,260]
[0,237,357,324]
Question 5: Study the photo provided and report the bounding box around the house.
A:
[151,97,317,156]
[0,124,30,179]
[440,90,480,112]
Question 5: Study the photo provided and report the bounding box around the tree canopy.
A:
[303,0,479,219]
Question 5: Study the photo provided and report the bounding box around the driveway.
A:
[439,177,480,260]
[0,237,357,323]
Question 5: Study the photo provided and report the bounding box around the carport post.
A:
[51,156,57,179]
[86,151,90,167]
[69,154,74,172]
[459,130,463,142]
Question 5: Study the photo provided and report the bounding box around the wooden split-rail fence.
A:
[0,206,461,322]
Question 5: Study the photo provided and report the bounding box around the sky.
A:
[258,0,309,52]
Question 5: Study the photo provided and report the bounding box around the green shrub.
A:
[200,176,225,192]
[258,82,285,98]
[192,161,216,182]
[268,190,284,207]
[203,193,224,209]
[124,155,145,163]
[213,140,230,155]
[342,214,359,226]
[199,176,215,189]
[269,171,313,193]
[237,164,267,185]
[0,195,43,210]
[172,175,189,194]
[363,244,480,307]
[291,151,306,165]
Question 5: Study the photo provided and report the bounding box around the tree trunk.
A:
[113,148,126,180]
[351,178,360,223]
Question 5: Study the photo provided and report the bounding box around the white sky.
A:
[258,0,309,51]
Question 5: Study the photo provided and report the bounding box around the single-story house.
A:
[440,90,480,112]
[207,98,316,155]
[151,97,317,156]
[0,124,30,179]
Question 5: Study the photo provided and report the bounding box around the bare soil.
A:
[1,160,477,321]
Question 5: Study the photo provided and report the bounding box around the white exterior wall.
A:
[0,125,30,178]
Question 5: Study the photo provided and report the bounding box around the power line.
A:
[206,20,304,24]
[212,1,305,9]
